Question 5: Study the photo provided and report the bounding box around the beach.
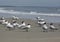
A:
[0,18,60,42]
[0,0,60,42]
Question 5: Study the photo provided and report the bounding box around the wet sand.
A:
[0,18,60,42]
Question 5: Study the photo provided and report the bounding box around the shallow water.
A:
[0,6,60,23]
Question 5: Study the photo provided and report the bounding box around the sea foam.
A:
[0,8,60,16]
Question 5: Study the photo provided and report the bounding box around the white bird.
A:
[22,24,31,29]
[0,19,5,24]
[49,23,58,31]
[12,16,19,20]
[6,23,13,28]
[20,24,31,32]
[36,17,45,25]
[13,22,19,27]
[6,23,14,30]
[36,17,41,21]
[42,23,48,32]
[43,24,48,30]
[38,19,45,25]
[2,20,8,25]
[18,21,26,28]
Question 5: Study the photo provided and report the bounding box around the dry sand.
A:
[0,18,60,42]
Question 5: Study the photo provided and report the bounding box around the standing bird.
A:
[2,20,8,25]
[18,21,26,29]
[49,23,58,32]
[6,23,14,31]
[12,16,19,20]
[36,17,41,21]
[22,24,31,32]
[42,23,48,32]
[0,16,5,24]
[36,17,46,26]
[12,21,19,29]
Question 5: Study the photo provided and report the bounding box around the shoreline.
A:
[0,13,60,23]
